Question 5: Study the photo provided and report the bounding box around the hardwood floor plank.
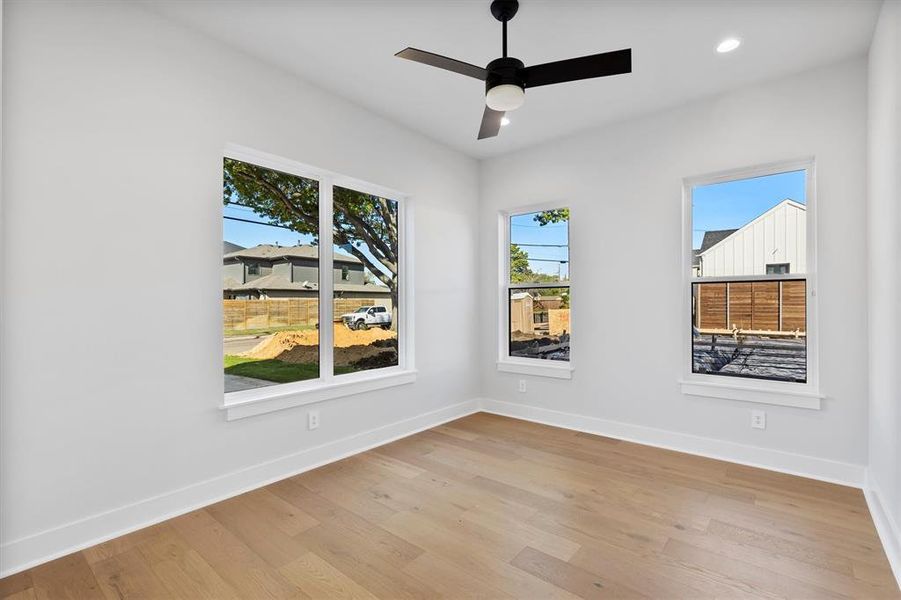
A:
[29,552,105,600]
[206,495,310,569]
[269,477,424,566]
[510,546,647,599]
[2,414,897,599]
[168,509,306,599]
[90,546,174,600]
[661,537,846,599]
[295,523,438,599]
[135,527,241,599]
[0,571,32,599]
[278,552,378,600]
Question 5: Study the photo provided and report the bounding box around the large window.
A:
[499,207,571,376]
[221,146,411,417]
[685,160,817,399]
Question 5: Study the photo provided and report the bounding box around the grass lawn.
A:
[224,355,354,383]
[224,324,316,338]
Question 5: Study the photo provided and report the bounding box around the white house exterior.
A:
[697,199,806,277]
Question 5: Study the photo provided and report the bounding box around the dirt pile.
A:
[242,324,397,367]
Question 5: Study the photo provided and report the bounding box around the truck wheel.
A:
[357,320,368,331]
[380,324,390,330]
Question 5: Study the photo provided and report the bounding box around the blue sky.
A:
[510,211,569,280]
[692,169,806,249]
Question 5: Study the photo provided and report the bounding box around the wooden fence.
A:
[693,280,806,333]
[224,298,388,332]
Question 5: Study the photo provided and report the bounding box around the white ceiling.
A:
[148,0,881,159]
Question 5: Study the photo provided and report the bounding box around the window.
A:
[683,159,819,407]
[221,145,412,419]
[498,206,571,378]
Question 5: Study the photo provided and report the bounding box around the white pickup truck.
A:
[340,305,392,330]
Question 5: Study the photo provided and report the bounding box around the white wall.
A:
[480,59,869,470]
[867,0,901,573]
[0,0,479,573]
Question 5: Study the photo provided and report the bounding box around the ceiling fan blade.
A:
[478,106,505,139]
[521,48,631,88]
[395,47,487,80]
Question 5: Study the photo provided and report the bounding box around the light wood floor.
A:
[2,413,898,599]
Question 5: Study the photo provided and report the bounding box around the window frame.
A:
[497,202,573,380]
[221,144,415,420]
[765,263,791,275]
[680,157,822,409]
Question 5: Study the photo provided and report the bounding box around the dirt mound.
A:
[244,324,396,360]
[242,324,397,367]
[350,350,398,370]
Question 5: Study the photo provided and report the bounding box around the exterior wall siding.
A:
[699,201,807,277]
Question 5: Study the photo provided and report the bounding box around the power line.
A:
[223,215,296,230]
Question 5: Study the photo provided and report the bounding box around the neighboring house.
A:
[695,199,806,277]
[223,243,391,301]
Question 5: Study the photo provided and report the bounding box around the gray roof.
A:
[699,229,738,253]
[692,249,702,267]
[225,272,390,294]
[223,241,245,254]
[224,244,361,264]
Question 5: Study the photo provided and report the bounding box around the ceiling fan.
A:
[395,0,632,140]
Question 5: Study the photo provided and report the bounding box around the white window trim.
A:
[680,157,822,409]
[497,201,573,380]
[221,143,415,420]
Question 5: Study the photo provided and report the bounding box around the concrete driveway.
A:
[224,334,271,356]
[224,374,274,393]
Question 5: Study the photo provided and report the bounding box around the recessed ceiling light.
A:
[500,117,511,127]
[716,38,741,53]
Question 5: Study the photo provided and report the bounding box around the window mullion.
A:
[319,178,335,383]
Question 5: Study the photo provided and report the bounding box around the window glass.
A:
[690,169,807,383]
[510,209,569,284]
[507,209,570,362]
[222,158,320,392]
[333,185,399,375]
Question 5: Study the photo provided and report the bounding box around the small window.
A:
[503,208,570,364]
[247,263,260,276]
[688,165,811,385]
[341,265,349,280]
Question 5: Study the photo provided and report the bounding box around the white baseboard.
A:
[481,398,866,488]
[864,480,901,590]
[0,398,480,578]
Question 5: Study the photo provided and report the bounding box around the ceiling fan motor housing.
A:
[486,56,525,94]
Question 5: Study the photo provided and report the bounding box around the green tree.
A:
[533,208,569,226]
[224,158,399,328]
[510,243,532,283]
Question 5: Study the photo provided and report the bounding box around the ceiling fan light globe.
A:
[486,84,525,111]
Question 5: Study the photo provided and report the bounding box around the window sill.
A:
[679,378,822,409]
[222,368,417,420]
[497,360,573,380]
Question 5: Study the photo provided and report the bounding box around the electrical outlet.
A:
[751,410,766,430]
[308,410,320,430]
[518,380,527,393]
